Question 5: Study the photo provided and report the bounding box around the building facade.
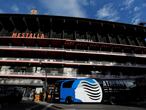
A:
[0,14,146,81]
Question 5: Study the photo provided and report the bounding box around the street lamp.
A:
[44,68,48,102]
[39,60,48,102]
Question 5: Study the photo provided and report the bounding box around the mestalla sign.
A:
[12,32,45,39]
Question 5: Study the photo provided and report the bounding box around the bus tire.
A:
[65,96,72,104]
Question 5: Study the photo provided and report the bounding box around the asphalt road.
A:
[0,100,145,110]
[0,100,54,110]
[53,103,146,110]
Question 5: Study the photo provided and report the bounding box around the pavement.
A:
[0,98,146,110]
[50,103,146,110]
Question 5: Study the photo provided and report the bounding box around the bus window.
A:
[63,81,74,88]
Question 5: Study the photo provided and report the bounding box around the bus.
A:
[51,78,146,104]
[52,78,103,103]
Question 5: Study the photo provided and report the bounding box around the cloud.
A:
[0,9,4,13]
[143,3,146,7]
[134,6,140,12]
[120,0,135,11]
[96,3,120,22]
[79,0,89,6]
[131,13,141,24]
[39,0,86,18]
[11,5,20,12]
[78,0,96,6]
[123,0,135,9]
[131,5,143,24]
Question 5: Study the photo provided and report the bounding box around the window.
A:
[108,34,118,44]
[87,32,96,42]
[64,30,74,40]
[98,34,108,43]
[63,81,74,88]
[118,35,128,45]
[103,81,107,87]
[51,30,62,39]
[125,80,136,88]
[76,31,87,41]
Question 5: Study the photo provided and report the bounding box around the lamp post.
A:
[44,68,48,101]
[39,60,48,102]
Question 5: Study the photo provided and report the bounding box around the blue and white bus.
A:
[51,78,146,104]
[52,78,103,103]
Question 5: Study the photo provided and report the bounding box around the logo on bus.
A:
[75,79,103,103]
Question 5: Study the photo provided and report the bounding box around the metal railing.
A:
[0,46,146,58]
[0,57,146,68]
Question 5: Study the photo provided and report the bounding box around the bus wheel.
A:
[65,96,72,104]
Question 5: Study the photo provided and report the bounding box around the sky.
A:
[0,0,146,25]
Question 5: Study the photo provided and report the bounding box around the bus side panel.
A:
[60,88,74,102]
[72,80,82,103]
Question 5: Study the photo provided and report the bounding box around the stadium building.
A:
[0,13,146,86]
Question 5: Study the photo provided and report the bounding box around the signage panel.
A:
[12,32,45,39]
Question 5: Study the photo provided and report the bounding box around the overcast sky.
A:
[0,0,146,25]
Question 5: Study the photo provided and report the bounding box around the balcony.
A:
[0,57,146,69]
[0,46,146,58]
